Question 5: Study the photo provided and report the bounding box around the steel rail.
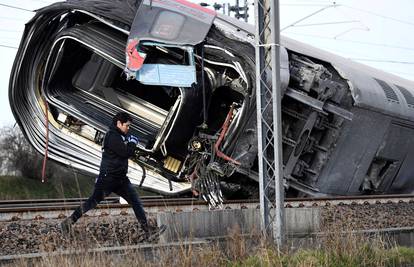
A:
[2,194,414,216]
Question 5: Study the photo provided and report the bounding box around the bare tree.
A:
[0,125,56,180]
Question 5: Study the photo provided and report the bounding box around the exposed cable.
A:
[41,100,50,183]
[201,43,208,128]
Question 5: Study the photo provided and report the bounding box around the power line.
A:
[285,32,414,52]
[26,0,54,4]
[281,4,331,7]
[0,16,26,21]
[342,4,414,27]
[292,20,359,27]
[382,69,414,77]
[281,4,339,31]
[0,29,22,33]
[282,0,334,3]
[333,4,371,38]
[0,3,32,12]
[310,45,414,65]
[0,44,18,49]
[349,58,414,65]
[0,36,21,40]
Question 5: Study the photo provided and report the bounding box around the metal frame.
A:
[254,0,285,246]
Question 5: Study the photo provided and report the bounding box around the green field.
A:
[0,175,95,200]
[0,175,156,200]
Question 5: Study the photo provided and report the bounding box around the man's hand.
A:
[127,135,138,145]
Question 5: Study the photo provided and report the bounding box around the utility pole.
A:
[229,0,249,22]
[255,0,285,248]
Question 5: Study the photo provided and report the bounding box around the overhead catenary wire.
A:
[0,36,22,40]
[0,16,27,21]
[381,69,414,77]
[349,58,414,65]
[342,4,414,27]
[282,0,334,4]
[0,28,22,32]
[0,3,33,12]
[281,3,332,7]
[285,32,414,52]
[291,20,359,27]
[25,0,54,4]
[281,1,414,28]
[0,44,17,49]
[281,3,339,31]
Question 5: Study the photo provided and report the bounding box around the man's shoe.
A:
[144,224,167,241]
[60,216,74,236]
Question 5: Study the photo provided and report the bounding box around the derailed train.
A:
[9,0,414,205]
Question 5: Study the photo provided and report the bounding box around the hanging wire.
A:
[41,100,50,183]
[201,42,208,128]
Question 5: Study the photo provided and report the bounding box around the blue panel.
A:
[136,64,196,87]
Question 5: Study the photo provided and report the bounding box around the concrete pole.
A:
[254,0,285,248]
[269,0,284,246]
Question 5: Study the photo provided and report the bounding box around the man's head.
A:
[112,112,132,134]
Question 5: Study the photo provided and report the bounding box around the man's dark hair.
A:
[112,112,132,126]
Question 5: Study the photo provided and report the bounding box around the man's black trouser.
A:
[70,173,148,228]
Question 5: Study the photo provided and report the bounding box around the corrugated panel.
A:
[375,78,399,103]
[395,85,414,108]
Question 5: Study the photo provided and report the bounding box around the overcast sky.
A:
[1,0,414,126]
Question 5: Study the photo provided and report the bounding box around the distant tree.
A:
[0,125,57,180]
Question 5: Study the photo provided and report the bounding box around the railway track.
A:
[2,194,414,260]
[2,194,414,222]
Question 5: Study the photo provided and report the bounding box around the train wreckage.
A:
[9,0,414,205]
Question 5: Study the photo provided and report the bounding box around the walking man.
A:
[60,112,165,239]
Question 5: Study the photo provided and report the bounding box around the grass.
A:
[0,210,414,266]
[0,174,158,200]
[230,245,414,267]
[0,175,94,199]
[5,229,414,267]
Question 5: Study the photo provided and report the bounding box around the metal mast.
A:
[254,0,285,247]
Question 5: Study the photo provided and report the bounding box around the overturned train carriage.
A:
[9,0,414,203]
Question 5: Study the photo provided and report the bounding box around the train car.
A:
[9,0,414,205]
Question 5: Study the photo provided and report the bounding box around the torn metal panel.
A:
[129,0,216,45]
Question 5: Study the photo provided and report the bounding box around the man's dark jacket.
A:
[99,124,136,178]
